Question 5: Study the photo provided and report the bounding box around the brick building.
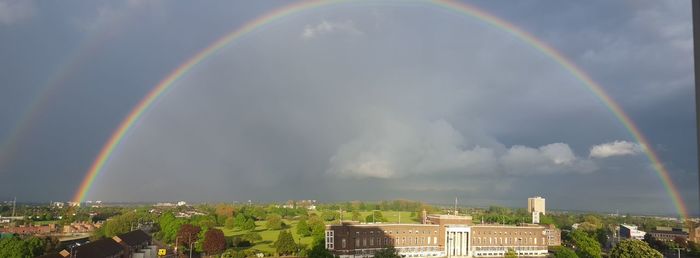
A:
[0,224,57,235]
[648,227,688,243]
[325,211,560,257]
[63,221,103,233]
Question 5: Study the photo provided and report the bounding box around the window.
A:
[342,238,346,248]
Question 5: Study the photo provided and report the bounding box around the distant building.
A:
[325,211,560,257]
[619,224,646,240]
[63,221,102,233]
[544,224,561,246]
[283,200,317,210]
[52,202,65,208]
[177,201,187,206]
[0,224,57,235]
[649,227,688,243]
[527,197,545,215]
[532,211,540,224]
[67,202,80,207]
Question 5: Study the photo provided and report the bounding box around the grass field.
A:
[218,220,313,254]
[33,220,60,225]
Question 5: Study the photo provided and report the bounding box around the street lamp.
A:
[189,233,193,258]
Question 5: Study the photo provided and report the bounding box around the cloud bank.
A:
[327,119,598,179]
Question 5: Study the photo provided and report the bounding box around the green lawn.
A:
[33,220,60,225]
[218,220,313,254]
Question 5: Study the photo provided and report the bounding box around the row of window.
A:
[473,236,544,245]
[474,251,545,257]
[474,230,535,236]
[342,236,440,248]
[352,230,438,235]
[474,246,547,251]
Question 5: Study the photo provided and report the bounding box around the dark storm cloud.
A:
[0,1,695,216]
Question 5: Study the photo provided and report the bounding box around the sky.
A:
[0,0,696,216]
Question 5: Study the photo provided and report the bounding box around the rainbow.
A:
[72,0,689,219]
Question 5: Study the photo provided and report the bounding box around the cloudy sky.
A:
[0,0,696,216]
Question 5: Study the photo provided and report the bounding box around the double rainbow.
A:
[72,0,689,219]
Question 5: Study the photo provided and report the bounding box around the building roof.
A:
[36,252,67,258]
[650,230,688,235]
[427,214,473,219]
[73,238,124,258]
[114,229,151,246]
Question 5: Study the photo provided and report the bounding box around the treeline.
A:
[0,236,59,257]
[317,200,435,213]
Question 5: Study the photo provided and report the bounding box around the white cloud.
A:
[327,120,596,179]
[301,20,363,39]
[0,0,34,25]
[589,140,644,158]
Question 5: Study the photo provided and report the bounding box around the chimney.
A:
[421,209,428,224]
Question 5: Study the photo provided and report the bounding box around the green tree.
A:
[202,228,226,255]
[157,212,185,243]
[571,230,602,258]
[242,218,257,231]
[321,211,339,221]
[504,248,517,258]
[225,216,236,230]
[374,246,401,258]
[307,237,334,258]
[233,213,247,228]
[274,230,298,256]
[643,233,667,251]
[242,232,262,243]
[297,218,311,237]
[553,246,579,258]
[308,216,326,239]
[610,239,662,258]
[267,214,283,230]
[351,211,362,221]
[0,237,47,258]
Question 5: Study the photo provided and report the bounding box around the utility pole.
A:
[11,197,16,217]
[175,236,179,254]
[189,233,193,258]
[454,197,457,215]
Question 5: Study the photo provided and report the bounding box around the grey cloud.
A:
[0,0,34,25]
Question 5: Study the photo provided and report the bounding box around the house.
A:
[72,237,125,258]
[113,229,153,257]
